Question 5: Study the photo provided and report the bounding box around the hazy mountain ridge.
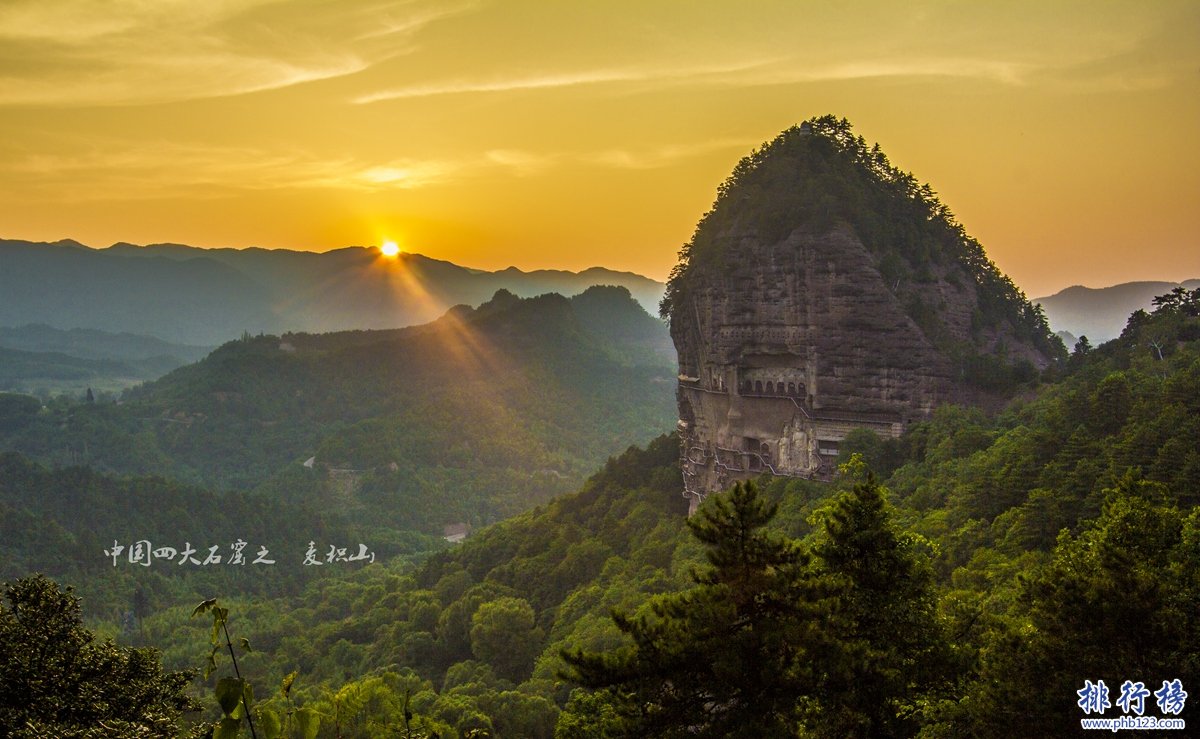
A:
[0,287,677,622]
[0,323,211,363]
[0,346,139,384]
[0,239,277,345]
[1035,279,1200,342]
[0,324,213,395]
[0,238,665,345]
[0,287,677,509]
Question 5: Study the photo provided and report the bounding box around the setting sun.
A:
[380,240,401,257]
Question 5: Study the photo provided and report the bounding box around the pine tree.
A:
[560,481,831,737]
[560,473,949,737]
[811,473,949,738]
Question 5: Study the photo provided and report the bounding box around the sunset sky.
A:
[0,0,1197,297]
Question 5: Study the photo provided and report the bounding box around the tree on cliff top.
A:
[660,115,1063,363]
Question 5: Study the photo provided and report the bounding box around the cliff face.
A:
[667,117,1063,509]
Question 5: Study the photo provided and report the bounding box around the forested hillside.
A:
[0,324,211,396]
[0,288,675,525]
[4,290,1196,738]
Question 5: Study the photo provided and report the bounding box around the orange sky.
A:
[0,0,1197,297]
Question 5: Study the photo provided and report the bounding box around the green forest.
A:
[2,284,1197,736]
[0,323,212,397]
[0,286,675,539]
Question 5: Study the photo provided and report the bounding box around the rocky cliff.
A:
[665,117,1064,508]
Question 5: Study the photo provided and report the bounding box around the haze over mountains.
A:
[0,238,666,346]
[0,324,212,395]
[1035,279,1200,343]
[5,236,1191,354]
[0,286,675,511]
[0,286,680,629]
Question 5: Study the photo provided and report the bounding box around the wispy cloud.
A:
[0,139,468,198]
[6,1,1179,110]
[1023,13,1200,95]
[353,69,643,104]
[0,131,756,203]
[0,0,475,106]
[348,160,462,190]
[352,59,780,104]
[483,149,556,176]
[780,58,1034,86]
[353,42,1182,109]
[581,139,754,171]
[349,54,1048,108]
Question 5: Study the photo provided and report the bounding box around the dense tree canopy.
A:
[811,471,949,738]
[0,575,200,738]
[561,476,948,738]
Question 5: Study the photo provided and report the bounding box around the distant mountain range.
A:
[0,286,677,516]
[0,239,666,346]
[1035,279,1200,343]
[7,237,1193,363]
[0,324,212,395]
